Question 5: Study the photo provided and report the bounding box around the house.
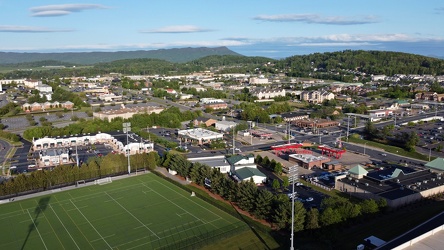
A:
[415,92,437,101]
[226,154,267,184]
[166,88,178,95]
[193,117,217,127]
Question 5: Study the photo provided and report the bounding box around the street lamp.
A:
[288,165,298,250]
[123,122,131,174]
[364,143,367,155]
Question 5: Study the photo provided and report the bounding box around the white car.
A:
[306,197,314,202]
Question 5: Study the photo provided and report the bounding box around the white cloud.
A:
[16,40,248,51]
[30,4,109,17]
[0,25,72,33]
[141,25,214,33]
[253,14,379,25]
[223,33,443,45]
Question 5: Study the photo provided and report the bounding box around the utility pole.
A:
[123,122,131,174]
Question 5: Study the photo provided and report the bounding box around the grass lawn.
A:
[346,136,430,161]
[0,173,252,250]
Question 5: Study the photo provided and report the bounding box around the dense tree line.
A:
[162,152,387,232]
[0,151,160,197]
[279,50,444,77]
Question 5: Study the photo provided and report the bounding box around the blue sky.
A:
[1,0,444,59]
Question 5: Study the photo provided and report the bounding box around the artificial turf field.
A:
[0,173,247,250]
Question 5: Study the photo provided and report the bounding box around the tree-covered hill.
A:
[189,55,275,67]
[2,50,444,80]
[0,46,241,65]
[279,50,444,76]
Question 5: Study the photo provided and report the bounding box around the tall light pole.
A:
[75,143,79,167]
[364,143,367,155]
[288,121,291,144]
[288,165,298,250]
[346,115,350,142]
[429,147,432,161]
[123,122,131,174]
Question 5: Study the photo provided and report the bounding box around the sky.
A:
[0,0,444,59]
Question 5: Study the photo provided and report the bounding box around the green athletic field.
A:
[0,173,247,250]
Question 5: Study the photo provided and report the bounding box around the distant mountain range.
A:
[0,47,242,65]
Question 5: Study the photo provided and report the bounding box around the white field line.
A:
[49,204,80,250]
[69,199,113,249]
[151,180,225,223]
[140,182,204,223]
[26,209,48,250]
[126,218,223,250]
[90,234,115,243]
[105,192,160,239]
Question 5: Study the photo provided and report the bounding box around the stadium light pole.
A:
[75,143,79,167]
[123,122,131,174]
[346,115,350,142]
[288,165,298,250]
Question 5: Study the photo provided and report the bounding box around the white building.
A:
[39,148,70,166]
[251,89,286,99]
[249,77,269,85]
[200,98,225,105]
[32,132,154,156]
[215,120,237,132]
[188,155,231,173]
[98,93,123,102]
[177,128,224,145]
[226,154,267,185]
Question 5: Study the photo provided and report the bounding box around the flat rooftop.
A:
[338,167,443,200]
[289,154,329,163]
[178,128,223,140]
